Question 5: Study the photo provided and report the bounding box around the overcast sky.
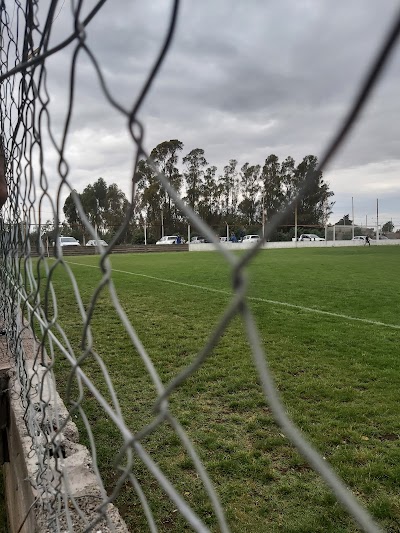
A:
[23,0,400,229]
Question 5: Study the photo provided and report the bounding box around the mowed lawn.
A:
[41,246,400,532]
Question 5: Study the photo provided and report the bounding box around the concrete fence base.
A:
[189,239,400,252]
[29,244,189,257]
[0,321,129,532]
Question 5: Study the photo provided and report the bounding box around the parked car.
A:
[298,234,325,241]
[53,236,80,247]
[352,236,366,241]
[219,237,228,242]
[191,236,205,244]
[86,239,108,247]
[156,235,178,245]
[241,235,261,243]
[379,235,389,240]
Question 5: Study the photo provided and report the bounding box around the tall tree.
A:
[238,163,261,224]
[295,155,334,225]
[219,159,238,218]
[183,148,207,211]
[382,220,394,233]
[261,154,283,221]
[136,158,162,231]
[281,156,297,200]
[80,183,101,228]
[63,191,79,227]
[198,165,220,224]
[103,183,129,231]
[150,140,183,226]
[335,214,353,226]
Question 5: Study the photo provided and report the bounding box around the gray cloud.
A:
[24,0,400,227]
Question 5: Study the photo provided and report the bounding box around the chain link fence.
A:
[1,1,400,531]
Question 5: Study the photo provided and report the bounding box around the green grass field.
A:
[42,246,400,532]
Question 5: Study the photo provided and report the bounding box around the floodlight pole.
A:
[351,197,355,240]
[294,203,298,245]
[262,199,266,238]
[226,223,229,241]
[144,219,147,246]
[376,198,379,243]
[187,223,190,244]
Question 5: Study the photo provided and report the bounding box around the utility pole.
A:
[262,199,266,238]
[351,197,355,240]
[324,198,328,243]
[376,198,379,243]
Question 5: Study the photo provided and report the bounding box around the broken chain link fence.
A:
[1,0,400,531]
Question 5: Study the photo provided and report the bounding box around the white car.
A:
[298,234,325,241]
[54,236,80,247]
[156,235,178,245]
[352,236,366,242]
[241,235,261,243]
[191,236,205,244]
[86,239,108,247]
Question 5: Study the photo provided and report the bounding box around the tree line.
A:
[55,139,334,244]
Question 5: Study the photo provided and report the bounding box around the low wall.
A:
[29,244,189,257]
[2,321,129,532]
[189,239,400,252]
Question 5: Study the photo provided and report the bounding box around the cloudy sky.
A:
[12,0,400,229]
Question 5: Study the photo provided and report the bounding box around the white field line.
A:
[67,261,400,330]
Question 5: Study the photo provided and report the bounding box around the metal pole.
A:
[294,203,298,244]
[226,223,229,241]
[376,198,379,243]
[333,224,336,243]
[144,219,147,245]
[187,223,190,244]
[262,199,266,238]
[161,209,164,237]
[351,197,354,240]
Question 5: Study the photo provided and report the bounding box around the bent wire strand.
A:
[1,1,400,532]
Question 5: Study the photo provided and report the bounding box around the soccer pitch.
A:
[48,246,400,532]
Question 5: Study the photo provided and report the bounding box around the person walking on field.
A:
[365,235,370,246]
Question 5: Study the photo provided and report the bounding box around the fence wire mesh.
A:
[0,1,399,532]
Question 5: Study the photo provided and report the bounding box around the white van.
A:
[241,235,261,243]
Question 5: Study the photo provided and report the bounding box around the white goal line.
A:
[67,261,400,331]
